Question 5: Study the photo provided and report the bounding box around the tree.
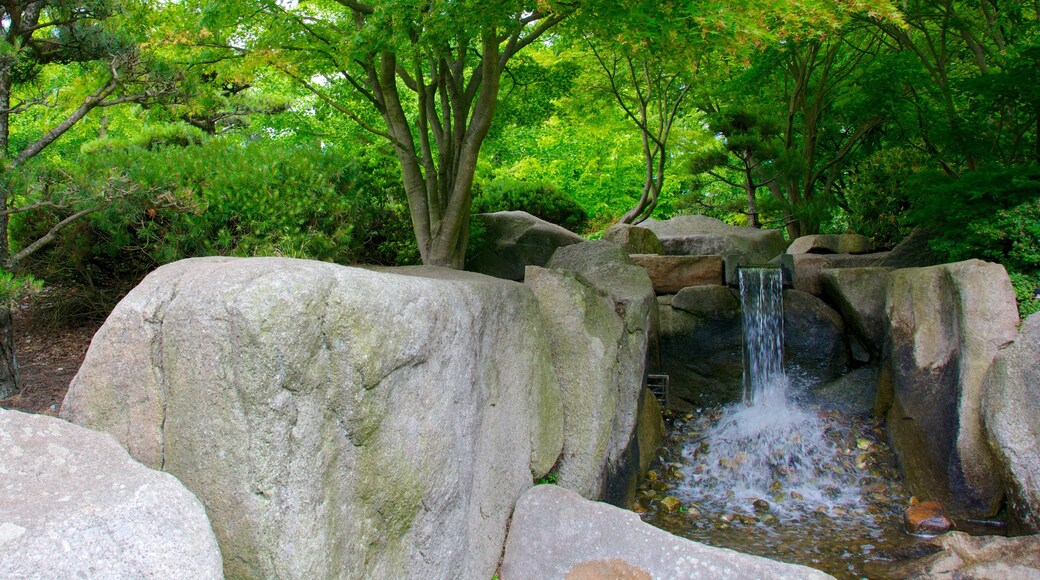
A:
[0,0,177,397]
[200,0,574,267]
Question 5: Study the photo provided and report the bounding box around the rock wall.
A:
[62,257,564,579]
[880,260,1019,518]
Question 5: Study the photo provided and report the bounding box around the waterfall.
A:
[740,267,785,406]
[676,267,860,518]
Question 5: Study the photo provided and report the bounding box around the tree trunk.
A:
[0,308,18,399]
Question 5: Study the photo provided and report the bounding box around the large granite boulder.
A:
[500,485,834,580]
[544,241,660,504]
[62,257,564,580]
[602,223,664,255]
[881,260,1020,519]
[982,312,1040,533]
[870,532,1040,580]
[780,252,889,296]
[820,267,892,357]
[526,266,663,501]
[0,408,222,579]
[466,210,585,281]
[641,215,787,263]
[656,286,848,407]
[787,234,873,255]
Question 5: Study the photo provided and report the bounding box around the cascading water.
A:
[676,267,859,518]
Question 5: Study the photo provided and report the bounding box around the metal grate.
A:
[647,374,670,408]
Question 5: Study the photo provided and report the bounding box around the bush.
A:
[9,135,419,318]
[472,177,588,233]
[843,148,925,247]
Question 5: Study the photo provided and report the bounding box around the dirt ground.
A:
[0,305,101,416]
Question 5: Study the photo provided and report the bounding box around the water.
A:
[632,267,915,578]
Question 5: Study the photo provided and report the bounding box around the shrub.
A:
[472,177,588,233]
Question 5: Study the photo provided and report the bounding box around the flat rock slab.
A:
[0,408,223,579]
[787,234,873,255]
[501,485,834,579]
[631,255,724,294]
[641,215,787,264]
[779,253,890,296]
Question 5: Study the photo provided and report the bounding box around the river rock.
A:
[879,532,1040,580]
[630,255,724,294]
[0,408,222,579]
[787,234,873,255]
[982,312,1040,533]
[783,289,849,386]
[881,260,1019,519]
[904,500,953,536]
[500,485,835,580]
[641,215,787,263]
[545,241,659,504]
[602,223,664,255]
[820,267,892,356]
[61,257,564,580]
[466,210,585,281]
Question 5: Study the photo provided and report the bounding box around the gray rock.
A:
[630,254,724,294]
[641,215,787,263]
[545,241,658,504]
[466,210,585,281]
[820,267,892,356]
[787,234,873,255]
[672,284,741,317]
[874,532,1040,580]
[812,366,879,417]
[879,228,939,269]
[982,312,1040,533]
[602,223,664,255]
[500,485,835,580]
[0,408,222,579]
[62,257,564,580]
[783,289,849,387]
[780,252,890,296]
[881,260,1020,519]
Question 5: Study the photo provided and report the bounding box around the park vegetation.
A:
[0,0,1037,396]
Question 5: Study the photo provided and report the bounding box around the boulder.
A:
[525,266,663,500]
[982,312,1040,533]
[779,252,889,296]
[881,260,1019,519]
[630,255,724,294]
[62,257,564,580]
[787,234,874,255]
[812,366,879,417]
[466,210,585,281]
[545,241,659,504]
[500,485,834,580]
[820,267,892,356]
[0,408,222,579]
[878,228,939,269]
[874,532,1040,580]
[602,223,664,255]
[782,289,849,387]
[641,215,787,263]
[656,287,743,407]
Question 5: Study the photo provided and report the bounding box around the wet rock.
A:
[812,367,879,417]
[882,260,1019,519]
[500,485,835,580]
[787,234,873,255]
[603,223,664,255]
[982,312,1040,533]
[641,215,788,264]
[630,255,724,294]
[466,210,585,281]
[881,532,1040,580]
[904,501,953,536]
[782,290,849,385]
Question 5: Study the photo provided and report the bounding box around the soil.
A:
[0,304,101,416]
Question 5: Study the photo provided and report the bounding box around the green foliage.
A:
[11,134,418,317]
[0,271,43,307]
[535,472,558,485]
[472,177,589,233]
[843,148,928,247]
[1010,272,1040,318]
